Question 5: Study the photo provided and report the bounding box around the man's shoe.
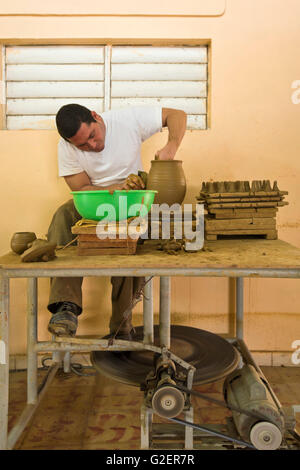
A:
[48,301,79,337]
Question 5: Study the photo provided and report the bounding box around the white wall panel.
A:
[112,46,207,64]
[6,64,104,81]
[7,98,104,115]
[7,81,104,98]
[111,64,207,81]
[187,115,207,130]
[111,98,206,114]
[6,46,104,64]
[111,81,207,98]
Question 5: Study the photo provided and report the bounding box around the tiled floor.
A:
[7,365,300,450]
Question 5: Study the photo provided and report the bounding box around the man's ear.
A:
[91,110,101,122]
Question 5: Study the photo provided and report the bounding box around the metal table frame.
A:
[1,261,300,450]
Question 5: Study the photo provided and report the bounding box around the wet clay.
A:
[146,160,186,205]
[21,239,57,262]
[10,232,37,254]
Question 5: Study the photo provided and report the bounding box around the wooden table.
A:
[1,238,300,449]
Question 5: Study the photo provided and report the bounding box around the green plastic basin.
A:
[71,190,157,221]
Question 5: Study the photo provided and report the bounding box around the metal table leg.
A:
[0,275,9,450]
[6,276,59,450]
[236,277,244,340]
[184,406,194,449]
[63,352,71,373]
[143,276,154,344]
[27,278,38,404]
[159,276,171,349]
[140,404,153,449]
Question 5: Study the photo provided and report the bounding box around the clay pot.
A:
[146,160,186,205]
[10,232,37,254]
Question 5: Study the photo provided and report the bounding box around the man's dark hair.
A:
[56,103,96,140]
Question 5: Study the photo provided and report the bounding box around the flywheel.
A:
[91,325,239,387]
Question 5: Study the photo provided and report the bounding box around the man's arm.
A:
[64,172,123,192]
[64,171,144,192]
[155,108,187,160]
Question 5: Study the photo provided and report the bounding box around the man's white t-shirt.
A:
[58,106,162,187]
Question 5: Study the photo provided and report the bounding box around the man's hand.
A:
[121,174,145,190]
[155,141,178,161]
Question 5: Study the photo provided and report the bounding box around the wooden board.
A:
[78,234,134,241]
[72,224,130,235]
[202,201,288,209]
[1,239,300,271]
[199,191,288,198]
[71,217,139,235]
[208,208,278,219]
[78,233,138,243]
[78,240,137,248]
[77,246,137,255]
[205,217,276,231]
[205,229,278,241]
[202,196,282,203]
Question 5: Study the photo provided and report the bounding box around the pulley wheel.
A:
[152,386,185,418]
[250,422,282,450]
[91,325,239,386]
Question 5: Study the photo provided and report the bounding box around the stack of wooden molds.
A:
[148,210,195,240]
[71,219,139,255]
[197,180,288,241]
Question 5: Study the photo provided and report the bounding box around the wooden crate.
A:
[71,220,139,255]
[77,234,138,255]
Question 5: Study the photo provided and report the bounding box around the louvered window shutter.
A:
[5,46,105,129]
[111,46,207,130]
[5,45,208,130]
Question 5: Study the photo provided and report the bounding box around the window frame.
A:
[2,43,210,131]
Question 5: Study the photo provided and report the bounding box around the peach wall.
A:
[1,0,300,356]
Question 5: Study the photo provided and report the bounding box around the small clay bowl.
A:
[10,232,37,254]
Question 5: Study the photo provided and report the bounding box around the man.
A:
[47,104,186,338]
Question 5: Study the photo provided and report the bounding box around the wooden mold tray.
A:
[205,216,277,241]
[71,219,140,255]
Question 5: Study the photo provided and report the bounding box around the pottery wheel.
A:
[91,325,240,386]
